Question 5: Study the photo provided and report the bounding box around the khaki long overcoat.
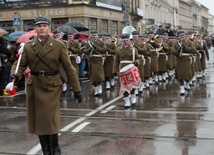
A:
[174,39,196,80]
[15,36,81,135]
[104,42,116,78]
[83,39,106,83]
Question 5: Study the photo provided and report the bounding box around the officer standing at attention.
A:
[9,16,82,155]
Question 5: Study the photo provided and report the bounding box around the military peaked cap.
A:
[132,31,139,36]
[91,30,98,35]
[157,35,164,39]
[34,16,51,25]
[121,34,130,40]
[53,29,62,35]
[139,35,147,39]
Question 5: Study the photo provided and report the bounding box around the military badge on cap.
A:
[34,16,51,25]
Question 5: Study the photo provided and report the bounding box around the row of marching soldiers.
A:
[59,29,209,109]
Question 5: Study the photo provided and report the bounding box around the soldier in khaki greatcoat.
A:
[103,34,116,89]
[167,36,177,77]
[83,30,106,97]
[140,35,152,89]
[147,33,160,84]
[67,32,81,77]
[174,33,196,95]
[9,16,82,155]
[132,31,145,94]
[113,34,140,109]
[156,35,170,82]
[194,34,209,77]
[53,29,68,93]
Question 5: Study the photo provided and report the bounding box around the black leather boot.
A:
[39,135,52,155]
[50,134,61,155]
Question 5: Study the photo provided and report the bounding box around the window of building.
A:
[112,21,118,37]
[101,19,108,33]
[90,18,97,31]
[24,20,34,31]
[51,18,68,30]
[0,21,14,32]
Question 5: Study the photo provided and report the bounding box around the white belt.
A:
[120,60,133,64]
[181,53,191,56]
[106,54,114,57]
[159,53,166,55]
[91,54,102,57]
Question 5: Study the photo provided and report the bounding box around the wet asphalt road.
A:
[1,48,214,155]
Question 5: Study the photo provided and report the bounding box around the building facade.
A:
[200,4,209,33]
[0,0,213,36]
[141,0,178,33]
[178,0,192,32]
[208,13,214,36]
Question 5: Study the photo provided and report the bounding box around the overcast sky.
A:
[196,0,214,15]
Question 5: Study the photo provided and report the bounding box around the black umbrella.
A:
[56,26,79,35]
[65,21,89,32]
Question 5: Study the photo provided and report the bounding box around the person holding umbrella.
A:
[8,16,82,155]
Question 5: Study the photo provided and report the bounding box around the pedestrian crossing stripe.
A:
[13,18,21,26]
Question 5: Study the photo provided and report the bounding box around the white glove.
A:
[142,58,146,66]
[165,55,168,61]
[148,57,151,63]
[199,53,202,59]
[18,43,25,54]
[193,56,196,63]
[5,82,14,91]
[189,57,192,64]
[156,52,159,58]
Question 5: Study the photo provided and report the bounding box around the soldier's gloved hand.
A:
[74,91,82,103]
[132,61,138,66]
[10,74,19,83]
[133,44,138,49]
[92,44,96,50]
[181,44,185,49]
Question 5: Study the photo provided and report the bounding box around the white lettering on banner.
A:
[0,8,68,19]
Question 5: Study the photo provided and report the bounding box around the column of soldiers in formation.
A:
[50,29,209,109]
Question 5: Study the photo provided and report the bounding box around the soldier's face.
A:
[133,36,139,41]
[35,24,50,39]
[54,34,62,39]
[123,39,130,46]
[91,34,98,40]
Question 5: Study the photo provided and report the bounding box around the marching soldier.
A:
[194,34,209,77]
[53,29,69,94]
[167,36,177,77]
[156,35,170,82]
[113,34,140,109]
[103,34,116,89]
[139,35,152,89]
[132,31,145,94]
[68,32,81,77]
[147,32,160,84]
[83,30,106,97]
[174,33,196,95]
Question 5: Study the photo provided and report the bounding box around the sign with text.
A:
[0,0,68,8]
